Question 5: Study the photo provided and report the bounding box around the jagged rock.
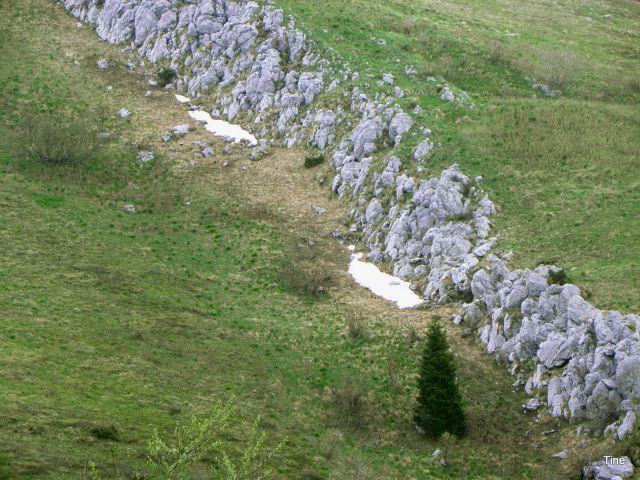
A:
[617,411,636,439]
[118,108,130,118]
[365,199,383,223]
[413,140,433,160]
[388,112,413,143]
[172,124,190,135]
[523,398,542,411]
[96,58,109,69]
[137,151,154,163]
[583,457,634,479]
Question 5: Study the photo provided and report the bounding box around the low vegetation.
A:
[16,113,97,165]
[0,1,636,479]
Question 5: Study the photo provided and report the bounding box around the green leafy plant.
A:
[414,319,466,438]
[158,67,178,87]
[303,153,324,168]
[147,399,284,479]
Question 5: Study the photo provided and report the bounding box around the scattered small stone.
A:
[148,79,158,87]
[313,206,327,215]
[172,124,190,135]
[161,132,171,143]
[137,151,155,163]
[123,203,135,214]
[382,73,394,85]
[542,429,556,436]
[330,230,343,239]
[96,132,111,140]
[223,160,229,167]
[523,398,542,412]
[603,14,612,20]
[118,108,130,118]
[551,451,568,459]
[431,448,441,457]
[96,58,109,69]
[144,90,153,97]
[201,147,214,158]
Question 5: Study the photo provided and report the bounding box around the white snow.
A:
[348,253,424,309]
[175,94,191,104]
[188,110,257,146]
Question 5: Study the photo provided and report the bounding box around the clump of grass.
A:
[548,268,569,286]
[303,152,324,168]
[90,424,121,442]
[278,243,333,296]
[329,379,368,429]
[345,310,367,342]
[488,40,504,65]
[17,113,97,165]
[532,48,579,90]
[394,16,417,35]
[157,67,177,87]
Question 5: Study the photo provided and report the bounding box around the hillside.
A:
[0,0,638,479]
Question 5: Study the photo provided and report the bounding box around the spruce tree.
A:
[414,319,466,438]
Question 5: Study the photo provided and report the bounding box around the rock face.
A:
[583,457,635,479]
[56,0,639,431]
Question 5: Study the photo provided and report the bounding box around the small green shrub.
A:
[157,67,177,87]
[278,244,333,296]
[330,379,368,429]
[147,400,284,480]
[345,311,367,342]
[90,424,121,442]
[303,153,324,168]
[548,268,569,286]
[532,48,579,90]
[488,40,504,65]
[18,114,96,165]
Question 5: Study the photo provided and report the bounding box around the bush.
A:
[533,48,579,91]
[278,244,333,296]
[414,319,466,438]
[90,424,121,442]
[18,113,96,165]
[330,380,368,429]
[488,40,504,65]
[548,268,569,286]
[147,399,284,480]
[157,67,177,87]
[303,152,324,168]
[345,311,367,342]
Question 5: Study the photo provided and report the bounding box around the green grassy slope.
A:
[0,1,616,479]
[277,0,640,312]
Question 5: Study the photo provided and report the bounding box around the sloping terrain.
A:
[0,0,638,479]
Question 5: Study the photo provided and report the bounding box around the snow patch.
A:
[188,110,257,146]
[348,253,424,309]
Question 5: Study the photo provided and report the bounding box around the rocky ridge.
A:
[56,0,639,436]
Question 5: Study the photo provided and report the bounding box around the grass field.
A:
[278,0,640,313]
[0,1,637,479]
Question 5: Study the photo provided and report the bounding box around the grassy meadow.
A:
[278,0,640,312]
[0,1,638,479]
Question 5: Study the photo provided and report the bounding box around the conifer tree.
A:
[414,319,466,438]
